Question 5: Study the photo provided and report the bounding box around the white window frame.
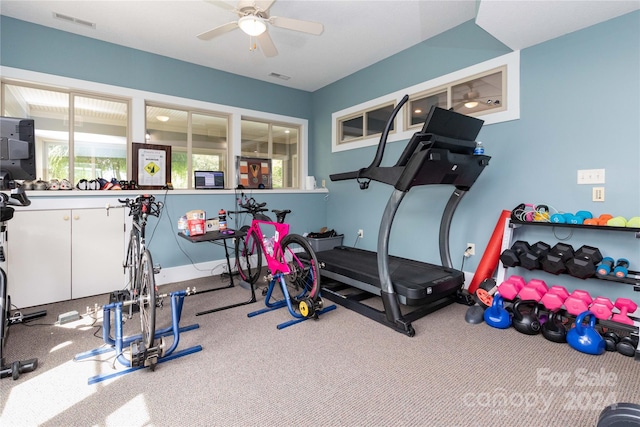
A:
[331,51,520,153]
[0,66,310,190]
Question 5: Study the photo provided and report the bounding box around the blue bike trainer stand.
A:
[247,273,336,329]
[75,289,202,385]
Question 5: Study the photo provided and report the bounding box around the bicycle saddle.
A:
[272,209,291,224]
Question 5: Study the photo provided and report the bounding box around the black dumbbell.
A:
[540,243,575,275]
[519,241,551,270]
[500,241,531,268]
[565,245,603,279]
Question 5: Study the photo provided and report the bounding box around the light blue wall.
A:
[311,12,640,301]
[2,11,640,303]
[143,191,330,269]
[0,16,326,271]
[0,16,312,118]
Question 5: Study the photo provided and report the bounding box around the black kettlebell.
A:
[542,311,567,343]
[512,299,541,335]
[616,335,639,357]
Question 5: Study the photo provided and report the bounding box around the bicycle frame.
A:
[246,219,293,275]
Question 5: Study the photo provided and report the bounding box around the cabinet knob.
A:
[74,215,80,220]
[63,215,70,221]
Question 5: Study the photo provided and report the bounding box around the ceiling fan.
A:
[197,0,324,57]
[452,83,501,112]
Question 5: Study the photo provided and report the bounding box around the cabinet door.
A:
[7,210,72,308]
[71,208,124,299]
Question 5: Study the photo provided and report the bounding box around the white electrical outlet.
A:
[357,229,364,238]
[466,243,475,256]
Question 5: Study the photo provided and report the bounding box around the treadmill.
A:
[316,95,490,336]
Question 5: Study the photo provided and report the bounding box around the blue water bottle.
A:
[474,141,484,155]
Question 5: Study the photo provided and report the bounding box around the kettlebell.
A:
[512,300,541,335]
[567,311,606,355]
[542,311,567,343]
[484,293,512,329]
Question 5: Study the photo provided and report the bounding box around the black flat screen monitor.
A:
[396,106,484,166]
[0,117,36,189]
[421,105,484,141]
[194,170,224,189]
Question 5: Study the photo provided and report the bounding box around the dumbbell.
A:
[614,258,630,278]
[590,296,614,320]
[565,245,603,279]
[564,290,593,316]
[611,298,638,326]
[596,257,614,277]
[499,241,531,268]
[517,279,548,302]
[540,243,575,275]
[597,214,613,226]
[519,241,551,270]
[497,275,526,300]
[540,285,570,311]
[607,216,627,227]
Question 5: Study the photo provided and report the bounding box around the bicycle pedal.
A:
[153,265,161,274]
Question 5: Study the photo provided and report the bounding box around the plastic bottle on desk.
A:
[263,236,274,256]
[218,209,227,232]
[474,141,484,155]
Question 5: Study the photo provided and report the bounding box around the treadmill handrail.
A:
[330,94,409,183]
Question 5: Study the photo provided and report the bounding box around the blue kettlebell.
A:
[567,311,606,355]
[484,293,512,329]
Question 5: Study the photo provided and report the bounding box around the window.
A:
[2,82,128,184]
[145,105,228,189]
[332,51,519,153]
[241,119,299,189]
[407,89,447,128]
[338,102,395,145]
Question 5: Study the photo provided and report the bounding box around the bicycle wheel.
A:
[124,231,140,294]
[138,249,156,352]
[279,234,321,303]
[235,229,262,285]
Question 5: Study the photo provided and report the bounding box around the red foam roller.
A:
[468,209,511,294]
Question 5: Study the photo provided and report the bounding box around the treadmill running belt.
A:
[316,246,463,306]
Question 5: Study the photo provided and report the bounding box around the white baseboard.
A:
[154,259,231,286]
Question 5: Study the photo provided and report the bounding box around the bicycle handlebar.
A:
[116,195,163,217]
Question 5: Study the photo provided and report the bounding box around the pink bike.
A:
[234,196,324,320]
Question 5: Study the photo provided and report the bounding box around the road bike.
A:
[117,195,163,367]
[234,196,324,319]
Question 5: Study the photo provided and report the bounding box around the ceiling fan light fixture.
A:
[464,101,479,109]
[238,15,267,36]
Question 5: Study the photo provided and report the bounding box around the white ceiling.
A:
[1,1,638,92]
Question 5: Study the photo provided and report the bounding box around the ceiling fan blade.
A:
[202,0,237,12]
[197,21,239,40]
[269,16,324,35]
[257,31,278,57]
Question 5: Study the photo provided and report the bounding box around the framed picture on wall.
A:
[238,157,272,189]
[132,143,172,190]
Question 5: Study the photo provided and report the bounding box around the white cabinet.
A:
[6,208,124,308]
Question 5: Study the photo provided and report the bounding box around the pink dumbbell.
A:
[517,279,548,302]
[540,285,569,311]
[498,275,526,300]
[564,290,592,316]
[611,298,638,325]
[590,296,614,320]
